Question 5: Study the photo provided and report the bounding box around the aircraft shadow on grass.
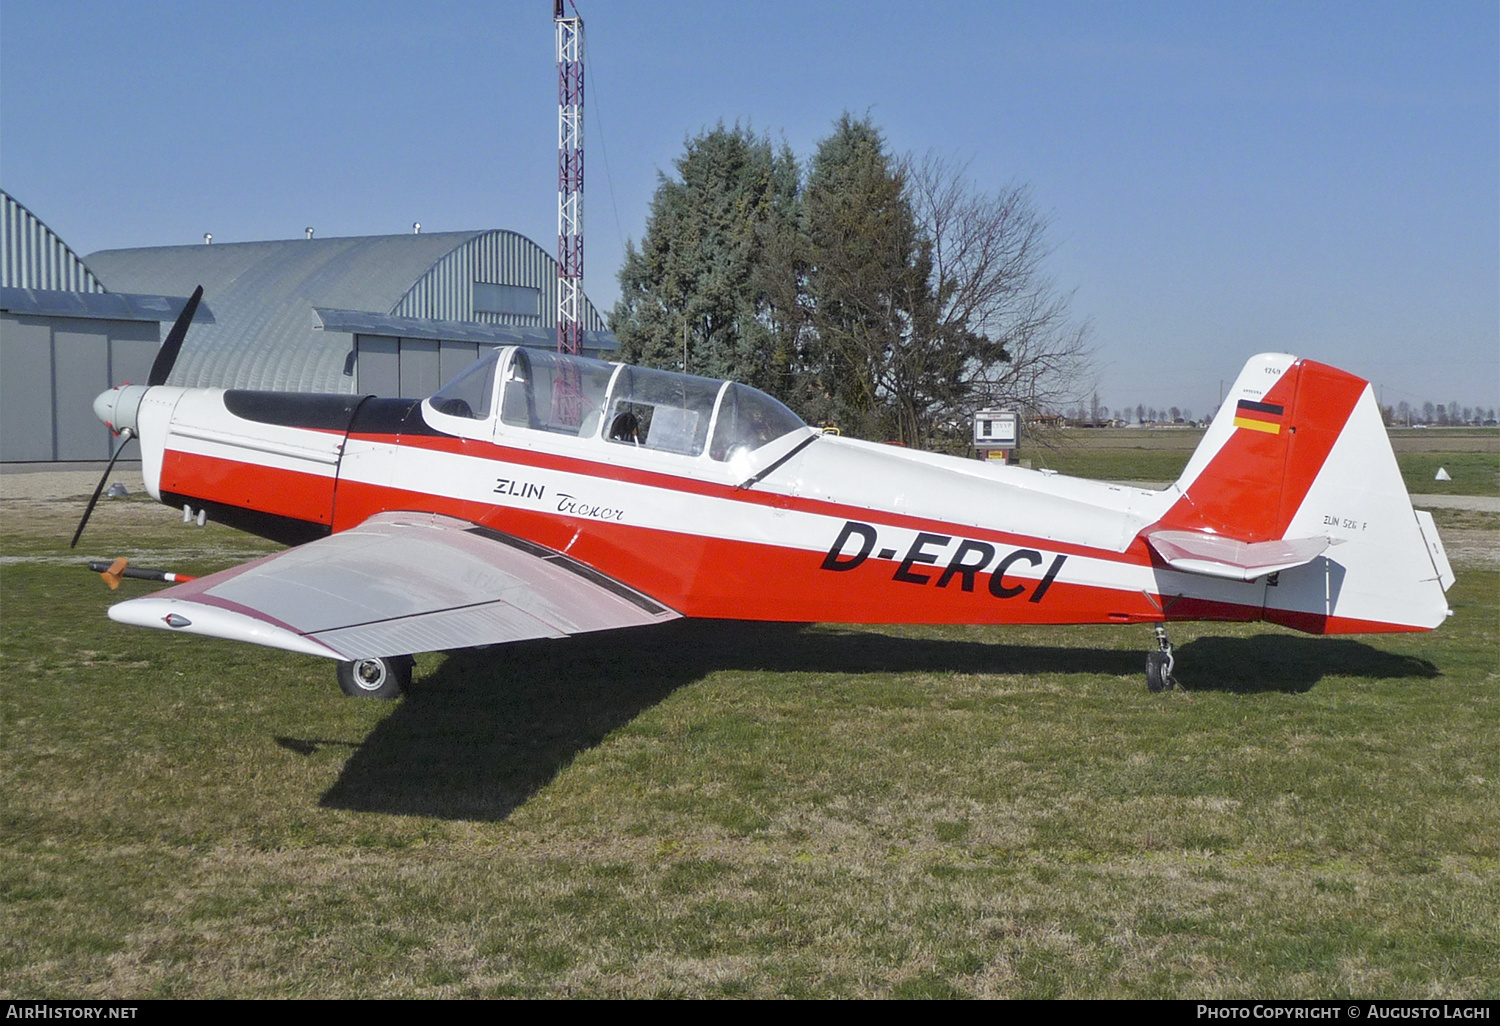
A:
[303,619,1437,822]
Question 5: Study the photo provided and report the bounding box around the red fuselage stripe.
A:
[163,450,335,525]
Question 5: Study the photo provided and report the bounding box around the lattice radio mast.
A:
[554,1,584,354]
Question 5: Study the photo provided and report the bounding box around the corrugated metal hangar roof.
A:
[85,230,612,393]
[2,191,106,293]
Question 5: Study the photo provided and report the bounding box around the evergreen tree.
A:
[610,124,800,394]
[612,113,1091,450]
[803,114,940,443]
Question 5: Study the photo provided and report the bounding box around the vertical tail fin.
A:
[1152,354,1451,633]
[1159,354,1368,541]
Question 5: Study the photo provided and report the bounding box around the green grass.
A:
[1393,449,1500,499]
[1026,427,1499,496]
[1023,427,1201,482]
[2,491,1497,998]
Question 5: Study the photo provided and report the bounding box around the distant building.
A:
[1,190,198,461]
[1,189,616,462]
[86,229,615,398]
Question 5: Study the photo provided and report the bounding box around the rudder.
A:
[1159,354,1367,542]
[1153,354,1450,633]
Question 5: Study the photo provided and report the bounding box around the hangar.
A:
[1,191,201,462]
[1,187,616,463]
[85,228,616,398]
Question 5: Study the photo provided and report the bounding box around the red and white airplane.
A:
[85,289,1454,697]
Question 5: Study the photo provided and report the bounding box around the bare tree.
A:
[905,154,1093,429]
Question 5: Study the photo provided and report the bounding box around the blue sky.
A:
[2,0,1495,417]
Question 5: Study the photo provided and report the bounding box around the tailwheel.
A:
[1146,625,1177,693]
[337,655,414,700]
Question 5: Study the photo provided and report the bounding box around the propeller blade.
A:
[147,285,203,387]
[69,428,134,549]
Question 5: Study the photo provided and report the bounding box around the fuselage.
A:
[103,346,1450,638]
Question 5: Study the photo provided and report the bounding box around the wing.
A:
[108,511,680,660]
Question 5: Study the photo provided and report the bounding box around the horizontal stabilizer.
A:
[1144,529,1332,582]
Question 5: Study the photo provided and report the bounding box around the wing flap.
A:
[1143,528,1333,582]
[108,511,679,660]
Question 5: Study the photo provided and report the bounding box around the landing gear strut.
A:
[1145,625,1177,693]
[336,655,414,700]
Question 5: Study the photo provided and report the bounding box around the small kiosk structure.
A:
[973,408,1019,463]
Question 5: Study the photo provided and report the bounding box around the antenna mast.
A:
[555,1,584,354]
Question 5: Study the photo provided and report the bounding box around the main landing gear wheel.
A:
[337,655,414,700]
[1146,625,1177,693]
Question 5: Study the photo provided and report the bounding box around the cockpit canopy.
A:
[428,347,806,461]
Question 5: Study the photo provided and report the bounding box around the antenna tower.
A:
[555,1,584,354]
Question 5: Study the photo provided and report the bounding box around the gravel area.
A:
[1,465,147,501]
[1409,494,1500,512]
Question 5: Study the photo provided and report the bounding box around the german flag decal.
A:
[1233,399,1285,434]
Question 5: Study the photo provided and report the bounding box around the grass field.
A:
[1028,427,1499,497]
[3,434,1497,998]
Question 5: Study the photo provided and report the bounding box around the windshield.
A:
[429,349,500,420]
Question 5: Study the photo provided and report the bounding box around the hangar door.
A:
[0,314,160,461]
[354,336,490,399]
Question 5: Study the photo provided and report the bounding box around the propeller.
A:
[147,284,203,386]
[71,285,203,548]
[69,429,134,549]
